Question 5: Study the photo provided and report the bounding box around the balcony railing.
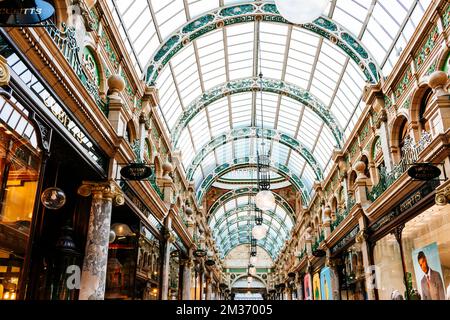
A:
[331,196,355,232]
[367,131,433,202]
[43,22,108,115]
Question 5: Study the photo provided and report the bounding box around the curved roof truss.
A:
[185,127,323,182]
[207,187,295,222]
[196,157,309,204]
[145,2,381,86]
[172,77,344,147]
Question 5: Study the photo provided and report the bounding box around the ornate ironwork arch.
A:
[186,127,323,182]
[172,77,344,147]
[196,157,310,204]
[210,204,292,235]
[145,2,381,86]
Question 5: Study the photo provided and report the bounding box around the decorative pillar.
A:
[181,257,193,300]
[353,161,370,208]
[322,206,332,238]
[296,279,303,300]
[161,217,175,300]
[356,217,376,300]
[77,181,125,300]
[205,275,212,300]
[376,110,393,171]
[427,71,450,135]
[106,74,127,136]
[304,227,313,257]
[158,162,176,204]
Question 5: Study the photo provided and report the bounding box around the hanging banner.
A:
[0,0,55,26]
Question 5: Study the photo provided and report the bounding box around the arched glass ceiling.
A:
[192,136,318,192]
[106,0,432,260]
[107,0,431,178]
[208,195,294,259]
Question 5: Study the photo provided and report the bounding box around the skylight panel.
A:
[187,0,218,19]
[152,0,186,41]
[189,111,211,149]
[333,1,366,36]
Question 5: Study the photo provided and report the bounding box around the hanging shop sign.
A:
[407,163,441,181]
[0,0,55,26]
[120,163,153,181]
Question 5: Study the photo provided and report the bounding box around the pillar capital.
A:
[77,180,125,205]
[0,55,10,87]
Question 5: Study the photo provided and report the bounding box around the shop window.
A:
[168,247,180,300]
[338,247,367,300]
[135,227,160,300]
[0,97,41,300]
[401,205,450,300]
[373,234,406,300]
[105,222,138,300]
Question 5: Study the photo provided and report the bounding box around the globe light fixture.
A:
[252,224,268,240]
[247,276,253,284]
[248,265,256,276]
[274,0,329,25]
[255,190,275,211]
[41,187,66,210]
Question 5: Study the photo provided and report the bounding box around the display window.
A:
[135,226,161,300]
[373,233,406,300]
[105,220,138,300]
[168,245,180,300]
[0,96,41,300]
[372,204,450,300]
[401,205,450,300]
[336,247,367,300]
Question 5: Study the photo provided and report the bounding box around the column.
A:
[427,71,450,135]
[205,275,212,300]
[181,258,193,300]
[376,110,393,171]
[353,161,370,208]
[357,217,376,300]
[296,279,303,300]
[77,181,125,300]
[161,217,174,300]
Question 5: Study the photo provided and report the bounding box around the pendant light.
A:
[41,162,66,210]
[254,19,275,211]
[274,0,329,25]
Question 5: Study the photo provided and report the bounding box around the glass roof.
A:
[106,0,432,261]
[208,195,294,259]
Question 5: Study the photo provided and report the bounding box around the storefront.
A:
[0,30,108,300]
[118,182,164,300]
[369,179,449,300]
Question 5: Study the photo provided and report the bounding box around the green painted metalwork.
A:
[44,22,108,116]
[217,225,283,259]
[207,187,295,223]
[186,127,323,182]
[196,157,310,204]
[172,77,344,147]
[210,204,292,234]
[145,2,381,86]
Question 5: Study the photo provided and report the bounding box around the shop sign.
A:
[407,163,441,181]
[0,0,55,26]
[369,179,440,233]
[330,226,360,254]
[120,163,153,180]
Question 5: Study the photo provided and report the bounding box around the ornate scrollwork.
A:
[0,55,10,87]
[355,229,368,244]
[435,186,450,206]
